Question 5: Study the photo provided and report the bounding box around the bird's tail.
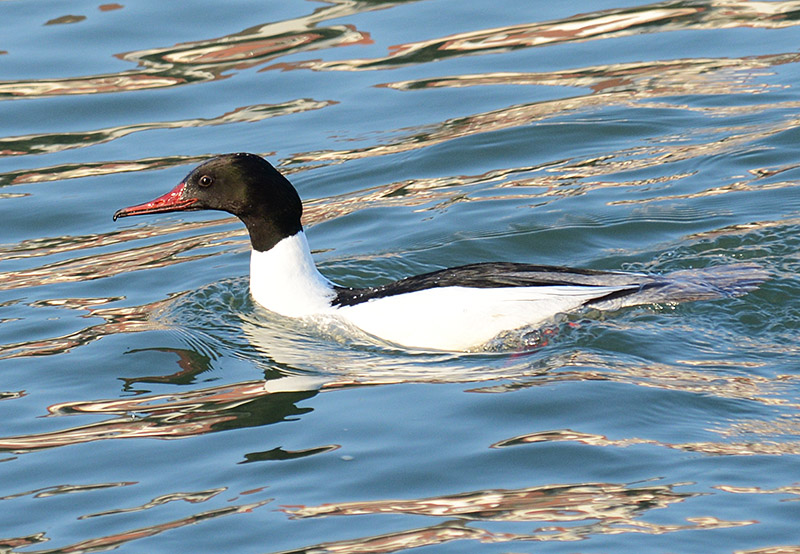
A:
[587,263,769,311]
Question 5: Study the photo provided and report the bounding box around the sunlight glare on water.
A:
[0,0,799,552]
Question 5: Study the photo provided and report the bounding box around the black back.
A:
[333,262,658,307]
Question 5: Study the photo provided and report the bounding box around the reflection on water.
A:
[1,0,799,551]
[0,225,241,294]
[78,487,226,519]
[0,296,172,360]
[0,481,135,501]
[3,0,799,101]
[274,1,800,72]
[0,378,319,453]
[382,53,800,93]
[275,482,751,552]
[0,0,382,99]
[0,100,333,158]
[4,499,271,554]
[284,480,696,521]
[44,15,87,26]
[265,514,751,553]
[492,426,800,457]
[1,153,210,186]
[288,53,800,176]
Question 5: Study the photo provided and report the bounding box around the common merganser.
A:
[114,153,766,351]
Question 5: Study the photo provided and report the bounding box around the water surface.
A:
[1,1,799,552]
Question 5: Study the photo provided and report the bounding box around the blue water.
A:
[1,1,799,552]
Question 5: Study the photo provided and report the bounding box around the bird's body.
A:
[114,153,767,351]
[248,231,631,350]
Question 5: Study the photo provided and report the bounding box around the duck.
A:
[114,152,766,351]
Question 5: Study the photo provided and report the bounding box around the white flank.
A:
[250,232,336,317]
[338,285,628,351]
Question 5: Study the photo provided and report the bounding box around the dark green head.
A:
[114,153,303,251]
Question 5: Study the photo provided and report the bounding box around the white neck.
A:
[249,231,336,317]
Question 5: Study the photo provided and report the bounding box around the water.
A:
[1,0,799,552]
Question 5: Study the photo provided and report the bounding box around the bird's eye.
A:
[198,175,213,187]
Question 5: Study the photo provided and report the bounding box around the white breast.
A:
[249,232,336,317]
